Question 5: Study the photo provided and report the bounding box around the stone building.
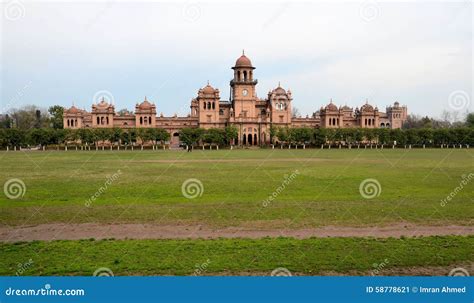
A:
[64,52,408,145]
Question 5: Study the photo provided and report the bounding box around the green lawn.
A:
[0,149,473,227]
[1,236,473,276]
[1,149,473,276]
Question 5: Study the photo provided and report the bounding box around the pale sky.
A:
[1,0,472,118]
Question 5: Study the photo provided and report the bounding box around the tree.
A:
[48,105,64,129]
[224,125,238,145]
[9,105,50,129]
[203,128,225,145]
[179,128,204,147]
[154,128,170,145]
[269,125,278,143]
[292,107,301,118]
[313,128,326,145]
[276,127,289,144]
[0,114,13,128]
[466,113,474,128]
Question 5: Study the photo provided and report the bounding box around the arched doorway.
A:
[242,134,246,145]
[254,134,257,145]
[247,134,252,145]
[171,132,180,147]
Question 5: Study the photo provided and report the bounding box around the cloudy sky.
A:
[1,0,472,118]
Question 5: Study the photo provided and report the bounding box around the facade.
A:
[64,53,408,145]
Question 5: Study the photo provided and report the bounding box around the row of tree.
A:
[0,127,170,148]
[0,125,473,149]
[271,126,474,147]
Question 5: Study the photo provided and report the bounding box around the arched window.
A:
[238,71,241,81]
[101,117,104,125]
[219,109,224,115]
[97,117,100,125]
[149,116,152,124]
[212,102,215,109]
[106,117,109,125]
[380,123,385,127]
[75,119,78,127]
[243,71,247,81]
[207,102,211,109]
[254,134,257,145]
[140,117,143,125]
[203,102,206,109]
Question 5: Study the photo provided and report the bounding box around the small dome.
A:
[273,85,286,95]
[202,84,216,94]
[96,100,110,109]
[361,103,374,112]
[234,53,253,68]
[138,97,153,109]
[67,105,79,113]
[325,101,338,111]
[342,105,352,111]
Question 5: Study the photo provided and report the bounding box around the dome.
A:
[361,103,374,112]
[234,53,253,68]
[342,105,352,111]
[325,100,338,111]
[138,97,153,109]
[202,83,216,94]
[96,100,110,109]
[273,85,286,95]
[67,105,80,114]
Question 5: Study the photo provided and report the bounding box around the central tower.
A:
[230,51,258,118]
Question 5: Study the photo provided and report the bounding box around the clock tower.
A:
[230,51,258,118]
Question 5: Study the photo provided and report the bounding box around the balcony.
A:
[230,79,258,86]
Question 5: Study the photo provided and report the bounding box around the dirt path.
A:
[1,223,472,242]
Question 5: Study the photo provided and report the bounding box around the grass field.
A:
[1,236,473,276]
[0,149,473,276]
[0,149,472,227]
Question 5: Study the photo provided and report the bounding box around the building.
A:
[64,52,408,146]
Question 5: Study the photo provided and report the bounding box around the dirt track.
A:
[1,223,472,242]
